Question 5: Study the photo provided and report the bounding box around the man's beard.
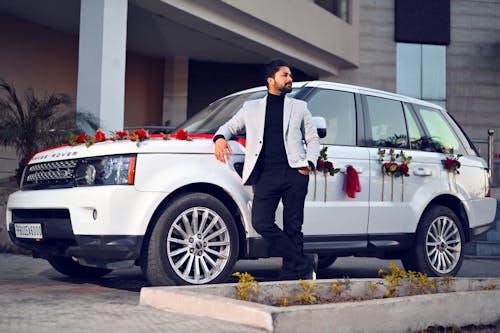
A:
[279,85,292,94]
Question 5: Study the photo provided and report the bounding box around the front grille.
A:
[23,160,78,189]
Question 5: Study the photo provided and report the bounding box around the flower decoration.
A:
[313,146,340,202]
[378,149,412,202]
[69,130,107,147]
[175,128,191,141]
[128,129,149,144]
[94,130,106,143]
[114,130,128,140]
[69,128,194,148]
[69,133,89,146]
[441,147,462,193]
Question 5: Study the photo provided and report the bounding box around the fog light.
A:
[92,209,98,220]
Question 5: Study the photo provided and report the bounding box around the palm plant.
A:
[0,79,97,181]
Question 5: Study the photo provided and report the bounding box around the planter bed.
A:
[140,277,500,333]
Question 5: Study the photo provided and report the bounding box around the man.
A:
[213,60,320,280]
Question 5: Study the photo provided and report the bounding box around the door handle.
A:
[413,167,432,176]
[340,166,363,174]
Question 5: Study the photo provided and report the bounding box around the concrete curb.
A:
[140,278,500,333]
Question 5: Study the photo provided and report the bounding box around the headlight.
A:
[75,154,136,186]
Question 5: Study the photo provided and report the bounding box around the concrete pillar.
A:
[162,57,189,127]
[76,0,127,133]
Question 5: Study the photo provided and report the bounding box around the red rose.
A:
[94,130,106,142]
[316,159,324,171]
[389,163,399,173]
[76,133,88,144]
[128,133,136,141]
[400,163,409,175]
[383,162,391,171]
[176,129,189,140]
[324,161,333,172]
[134,129,148,141]
[445,158,453,169]
[115,131,128,140]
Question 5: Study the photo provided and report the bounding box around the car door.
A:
[299,86,370,241]
[362,93,443,244]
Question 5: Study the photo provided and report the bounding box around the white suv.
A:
[6,81,497,285]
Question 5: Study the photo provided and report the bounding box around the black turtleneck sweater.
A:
[261,93,288,170]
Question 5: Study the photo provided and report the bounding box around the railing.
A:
[471,128,495,184]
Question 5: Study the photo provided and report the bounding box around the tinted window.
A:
[403,103,423,150]
[306,88,356,146]
[365,96,408,148]
[414,105,462,153]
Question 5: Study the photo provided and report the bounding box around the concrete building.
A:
[0,0,499,181]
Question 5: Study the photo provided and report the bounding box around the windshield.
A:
[175,88,302,134]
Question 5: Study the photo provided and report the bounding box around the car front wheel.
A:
[141,193,239,286]
[402,205,465,276]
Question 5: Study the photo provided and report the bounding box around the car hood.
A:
[28,136,246,164]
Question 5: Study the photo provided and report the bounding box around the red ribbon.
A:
[344,165,361,198]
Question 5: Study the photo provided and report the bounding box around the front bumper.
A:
[8,225,143,268]
[6,186,162,268]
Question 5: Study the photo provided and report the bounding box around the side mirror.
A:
[312,116,327,138]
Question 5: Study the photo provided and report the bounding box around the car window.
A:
[305,88,356,146]
[365,96,408,148]
[403,103,424,150]
[414,105,462,153]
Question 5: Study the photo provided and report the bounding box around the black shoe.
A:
[302,253,318,280]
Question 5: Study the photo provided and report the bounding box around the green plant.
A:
[480,284,497,291]
[296,280,318,305]
[331,278,351,300]
[280,297,289,307]
[0,79,98,181]
[232,272,259,301]
[378,262,407,297]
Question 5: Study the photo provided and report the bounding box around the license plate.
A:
[14,223,43,239]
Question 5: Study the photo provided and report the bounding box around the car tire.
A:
[401,205,465,276]
[141,192,239,286]
[317,255,337,269]
[47,256,112,278]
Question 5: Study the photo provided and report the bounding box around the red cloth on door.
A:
[344,165,361,198]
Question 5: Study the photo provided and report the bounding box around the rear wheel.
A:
[402,205,465,276]
[47,256,112,278]
[141,193,239,285]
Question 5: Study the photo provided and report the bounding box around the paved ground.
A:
[2,253,500,333]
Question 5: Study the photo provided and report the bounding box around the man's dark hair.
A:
[265,59,290,86]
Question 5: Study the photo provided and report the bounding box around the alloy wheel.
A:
[166,206,231,284]
[425,216,462,274]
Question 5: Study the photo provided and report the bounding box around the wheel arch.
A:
[137,183,248,264]
[420,194,470,242]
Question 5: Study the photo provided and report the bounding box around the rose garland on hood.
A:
[69,130,107,147]
[69,128,192,147]
[161,129,192,141]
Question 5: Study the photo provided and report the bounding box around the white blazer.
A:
[215,95,320,184]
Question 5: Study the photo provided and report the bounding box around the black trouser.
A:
[251,166,311,278]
